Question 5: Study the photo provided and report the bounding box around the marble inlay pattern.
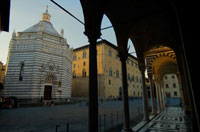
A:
[138,107,192,132]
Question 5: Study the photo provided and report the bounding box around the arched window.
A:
[19,62,24,81]
[82,69,86,77]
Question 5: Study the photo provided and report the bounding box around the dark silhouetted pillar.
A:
[119,51,133,132]
[138,62,149,121]
[149,75,157,115]
[85,31,99,132]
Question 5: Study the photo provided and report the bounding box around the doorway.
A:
[44,85,52,100]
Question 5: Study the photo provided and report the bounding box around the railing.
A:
[54,106,143,132]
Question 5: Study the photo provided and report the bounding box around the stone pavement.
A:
[137,107,192,132]
[0,99,143,132]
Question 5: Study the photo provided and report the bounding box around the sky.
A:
[0,0,136,64]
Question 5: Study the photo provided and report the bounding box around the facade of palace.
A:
[72,40,143,99]
[2,8,72,102]
[162,73,180,98]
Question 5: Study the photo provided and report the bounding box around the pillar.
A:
[176,72,185,107]
[149,75,157,115]
[139,64,149,121]
[118,51,133,132]
[85,31,99,132]
[155,81,161,112]
[158,82,164,110]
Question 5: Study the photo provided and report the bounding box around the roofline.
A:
[73,39,137,60]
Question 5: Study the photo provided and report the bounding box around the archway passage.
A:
[145,46,182,112]
[80,0,198,131]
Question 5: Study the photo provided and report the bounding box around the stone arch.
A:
[44,72,57,85]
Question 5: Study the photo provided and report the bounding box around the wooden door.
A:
[44,86,52,100]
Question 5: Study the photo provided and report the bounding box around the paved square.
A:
[0,99,143,132]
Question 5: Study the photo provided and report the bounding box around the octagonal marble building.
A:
[3,8,72,102]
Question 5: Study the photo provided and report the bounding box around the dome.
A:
[22,6,60,37]
[23,21,60,36]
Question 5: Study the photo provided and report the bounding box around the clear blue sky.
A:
[0,0,136,64]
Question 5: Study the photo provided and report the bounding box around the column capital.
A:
[84,30,101,42]
[139,63,146,72]
[118,50,128,62]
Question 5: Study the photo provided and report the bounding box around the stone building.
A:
[162,74,180,98]
[0,62,6,83]
[2,8,72,102]
[72,40,143,99]
[0,62,6,96]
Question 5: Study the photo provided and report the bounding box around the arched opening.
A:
[145,46,183,112]
[43,72,57,101]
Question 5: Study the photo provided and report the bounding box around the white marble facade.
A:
[3,8,72,102]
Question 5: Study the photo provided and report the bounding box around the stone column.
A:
[140,64,149,121]
[85,31,99,132]
[161,81,165,109]
[149,75,157,115]
[119,51,133,132]
[158,82,164,110]
[176,71,186,108]
[155,81,162,112]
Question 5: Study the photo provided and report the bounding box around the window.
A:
[58,81,62,88]
[165,76,168,79]
[109,80,111,85]
[108,49,112,57]
[128,73,130,81]
[166,92,171,97]
[131,75,135,81]
[174,91,177,96]
[172,75,175,79]
[166,84,169,88]
[73,64,76,68]
[83,62,86,66]
[19,62,24,81]
[83,52,87,58]
[136,76,138,82]
[115,54,118,59]
[73,55,77,60]
[116,70,119,78]
[109,68,112,76]
[82,69,86,77]
[173,83,176,88]
[73,71,76,78]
